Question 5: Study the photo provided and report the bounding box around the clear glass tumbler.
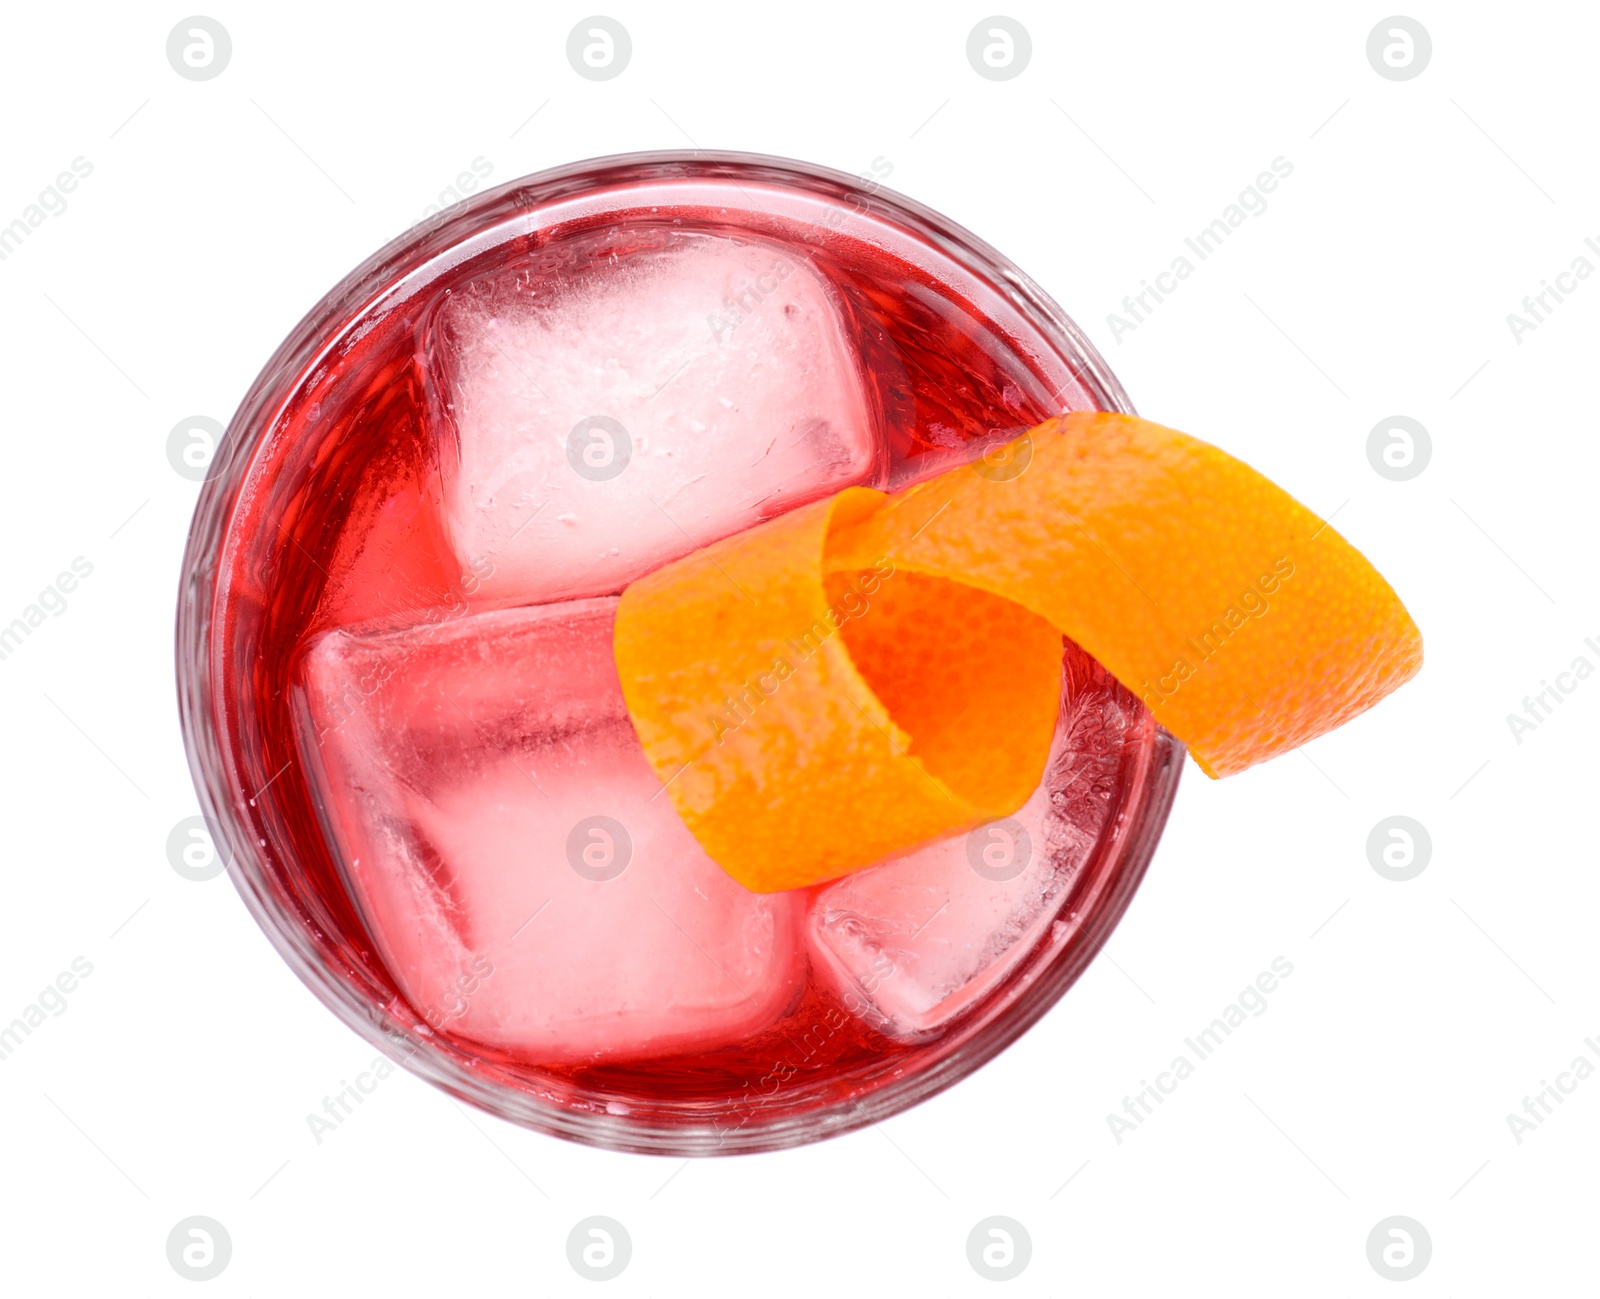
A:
[175,151,1183,1154]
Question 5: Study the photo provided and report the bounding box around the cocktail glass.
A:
[176,152,1183,1154]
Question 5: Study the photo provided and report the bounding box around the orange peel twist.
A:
[615,412,1423,892]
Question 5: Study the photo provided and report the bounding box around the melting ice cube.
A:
[294,597,804,1063]
[427,233,879,604]
[807,655,1143,1040]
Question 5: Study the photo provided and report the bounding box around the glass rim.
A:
[175,148,1181,1156]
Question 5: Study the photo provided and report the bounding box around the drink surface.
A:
[215,170,1165,1143]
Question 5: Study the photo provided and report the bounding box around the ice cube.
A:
[807,654,1142,1040]
[427,233,878,604]
[294,597,805,1063]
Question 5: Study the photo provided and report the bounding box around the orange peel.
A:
[615,411,1423,891]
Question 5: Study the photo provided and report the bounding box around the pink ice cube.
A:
[427,234,879,605]
[294,597,804,1063]
[807,657,1140,1040]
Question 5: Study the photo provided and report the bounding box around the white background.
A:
[1,2,1594,1293]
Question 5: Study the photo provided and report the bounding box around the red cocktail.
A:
[177,153,1181,1153]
